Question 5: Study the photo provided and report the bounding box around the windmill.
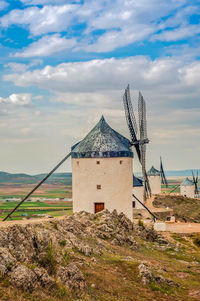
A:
[123,85,151,201]
[192,170,199,195]
[160,156,168,187]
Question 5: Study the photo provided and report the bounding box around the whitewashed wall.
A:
[180,185,195,198]
[148,175,161,194]
[72,157,133,220]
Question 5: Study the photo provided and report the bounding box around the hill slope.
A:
[0,210,200,300]
[0,171,72,185]
[1,169,200,185]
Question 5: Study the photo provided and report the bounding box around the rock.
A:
[79,245,93,256]
[118,213,134,231]
[122,256,134,261]
[34,267,54,288]
[0,247,16,276]
[138,263,153,284]
[154,275,179,287]
[91,257,97,263]
[57,264,85,290]
[10,265,39,291]
[127,235,138,249]
[97,224,113,232]
[138,263,179,287]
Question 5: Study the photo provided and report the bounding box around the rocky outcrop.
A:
[0,209,166,292]
[138,263,179,287]
[57,264,85,290]
[10,265,39,291]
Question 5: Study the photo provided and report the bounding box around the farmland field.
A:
[0,183,72,199]
[0,182,72,220]
[0,200,73,220]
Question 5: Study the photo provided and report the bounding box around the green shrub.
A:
[39,242,57,274]
[59,240,66,247]
[138,219,144,228]
[193,235,200,247]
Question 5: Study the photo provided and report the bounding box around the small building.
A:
[71,116,133,220]
[132,175,144,209]
[147,166,161,195]
[180,178,195,198]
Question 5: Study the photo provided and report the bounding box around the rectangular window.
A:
[97,185,101,190]
[132,201,135,208]
[96,161,100,164]
[76,161,79,166]
[120,160,123,164]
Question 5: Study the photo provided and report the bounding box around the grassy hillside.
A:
[154,195,200,223]
[0,210,200,300]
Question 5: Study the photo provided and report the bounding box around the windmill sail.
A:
[123,86,151,200]
[138,91,151,199]
[123,85,141,161]
[160,156,168,187]
[192,170,198,195]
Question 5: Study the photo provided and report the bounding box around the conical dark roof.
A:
[180,177,194,186]
[147,166,160,176]
[71,116,133,158]
[133,174,143,187]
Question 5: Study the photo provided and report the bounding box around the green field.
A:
[0,184,72,199]
[0,201,73,220]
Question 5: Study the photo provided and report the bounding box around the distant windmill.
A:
[123,85,151,201]
[160,156,168,187]
[192,170,199,195]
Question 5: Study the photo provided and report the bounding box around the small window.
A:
[96,161,100,164]
[132,201,135,208]
[76,161,79,166]
[120,160,123,164]
[97,185,101,190]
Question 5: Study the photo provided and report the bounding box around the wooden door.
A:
[94,202,104,213]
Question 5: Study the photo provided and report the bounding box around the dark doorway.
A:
[94,202,104,213]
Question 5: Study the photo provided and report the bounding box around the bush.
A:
[193,235,200,247]
[138,219,144,228]
[39,242,57,274]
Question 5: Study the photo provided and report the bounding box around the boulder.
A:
[10,265,39,291]
[138,263,153,284]
[138,263,179,287]
[0,247,16,276]
[57,263,85,290]
[34,267,54,288]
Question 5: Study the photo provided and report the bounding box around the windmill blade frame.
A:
[160,156,168,187]
[138,91,151,199]
[123,85,141,161]
[192,170,199,195]
[138,91,147,141]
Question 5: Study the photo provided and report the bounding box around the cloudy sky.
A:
[0,0,200,174]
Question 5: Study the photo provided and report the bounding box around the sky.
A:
[0,0,200,174]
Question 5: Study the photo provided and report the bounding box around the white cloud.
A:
[80,25,155,53]
[20,0,77,5]
[0,93,32,106]
[13,34,77,57]
[4,62,28,72]
[152,25,200,41]
[0,4,79,36]
[4,59,43,71]
[0,0,8,11]
[0,0,197,53]
[4,56,200,95]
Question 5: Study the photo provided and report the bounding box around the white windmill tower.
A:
[71,116,134,220]
[180,177,195,198]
